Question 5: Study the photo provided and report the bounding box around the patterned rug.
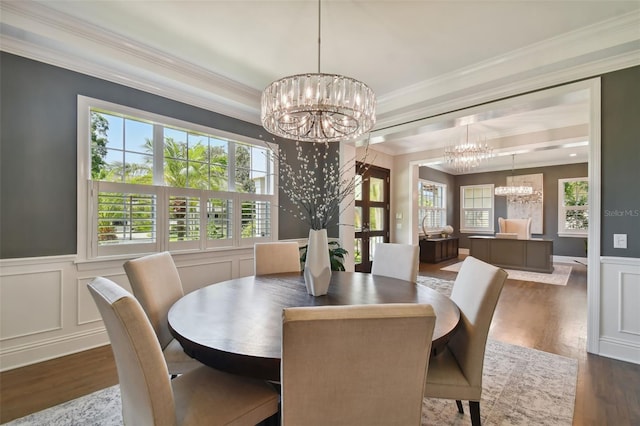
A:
[4,277,577,426]
[440,262,572,285]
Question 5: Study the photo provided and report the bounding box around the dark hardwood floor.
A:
[1,257,639,425]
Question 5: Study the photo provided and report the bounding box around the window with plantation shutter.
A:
[79,96,277,259]
[558,178,588,237]
[460,184,494,233]
[417,180,447,233]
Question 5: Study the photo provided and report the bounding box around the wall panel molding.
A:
[599,256,640,364]
[0,251,268,371]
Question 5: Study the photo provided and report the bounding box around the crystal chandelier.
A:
[444,125,492,172]
[261,1,376,143]
[495,154,533,197]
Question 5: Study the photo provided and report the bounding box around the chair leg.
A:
[456,400,464,414]
[469,401,481,426]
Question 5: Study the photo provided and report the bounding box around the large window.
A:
[558,178,588,237]
[460,184,494,233]
[418,180,447,234]
[79,97,276,259]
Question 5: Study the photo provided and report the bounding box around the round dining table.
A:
[168,271,460,382]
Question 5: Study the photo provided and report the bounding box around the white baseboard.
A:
[0,329,109,372]
[599,337,640,365]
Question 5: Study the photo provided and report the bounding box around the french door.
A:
[354,163,390,272]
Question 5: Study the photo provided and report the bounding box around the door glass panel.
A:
[354,206,362,232]
[369,207,384,231]
[354,238,362,264]
[370,177,384,202]
[355,175,363,201]
[369,236,384,261]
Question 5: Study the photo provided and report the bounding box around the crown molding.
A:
[374,10,640,130]
[0,1,263,124]
[1,2,638,129]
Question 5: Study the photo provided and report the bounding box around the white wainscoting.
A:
[599,256,640,364]
[0,247,263,371]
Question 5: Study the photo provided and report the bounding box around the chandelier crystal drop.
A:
[444,125,492,173]
[261,0,376,143]
[261,73,376,142]
[494,185,534,196]
[495,154,534,197]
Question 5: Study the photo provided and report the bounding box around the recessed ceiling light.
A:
[569,153,577,157]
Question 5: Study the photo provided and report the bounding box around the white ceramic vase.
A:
[304,228,332,296]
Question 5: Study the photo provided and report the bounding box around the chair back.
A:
[371,243,419,283]
[281,303,436,426]
[254,241,301,275]
[448,256,507,390]
[123,252,183,349]
[498,217,532,239]
[88,277,176,426]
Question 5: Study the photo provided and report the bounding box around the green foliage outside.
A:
[90,112,262,244]
[564,180,589,230]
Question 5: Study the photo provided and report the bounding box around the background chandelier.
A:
[495,154,534,196]
[261,0,376,143]
[444,125,492,172]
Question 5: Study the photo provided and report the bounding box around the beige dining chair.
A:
[254,241,301,275]
[123,252,200,375]
[281,303,436,426]
[423,256,508,426]
[88,277,279,426]
[371,242,420,283]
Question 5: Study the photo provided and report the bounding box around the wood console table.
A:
[419,237,459,263]
[469,236,553,273]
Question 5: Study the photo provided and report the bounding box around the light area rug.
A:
[440,261,572,286]
[3,277,577,426]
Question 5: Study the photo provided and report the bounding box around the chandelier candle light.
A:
[261,0,376,143]
[495,154,534,197]
[444,125,493,173]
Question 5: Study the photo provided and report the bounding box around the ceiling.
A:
[2,1,639,174]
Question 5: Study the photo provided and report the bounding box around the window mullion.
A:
[153,124,164,186]
[228,140,236,192]
[158,187,169,252]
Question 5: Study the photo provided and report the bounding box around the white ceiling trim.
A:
[1,2,639,130]
[375,10,640,129]
[0,1,262,123]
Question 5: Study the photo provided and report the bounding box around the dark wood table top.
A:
[168,271,460,382]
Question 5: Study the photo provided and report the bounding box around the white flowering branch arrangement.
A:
[276,140,371,230]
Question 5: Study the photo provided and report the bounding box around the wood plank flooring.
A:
[1,258,639,425]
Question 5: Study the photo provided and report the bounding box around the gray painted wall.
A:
[1,53,638,259]
[0,52,320,258]
[601,66,640,258]
[277,140,341,240]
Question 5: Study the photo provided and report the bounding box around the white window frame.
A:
[417,180,447,235]
[558,177,588,238]
[77,96,278,261]
[460,184,495,234]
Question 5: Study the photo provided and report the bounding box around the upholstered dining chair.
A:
[254,241,301,275]
[423,256,508,426]
[281,303,436,426]
[371,242,420,283]
[123,252,200,375]
[497,217,532,240]
[88,277,279,426]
